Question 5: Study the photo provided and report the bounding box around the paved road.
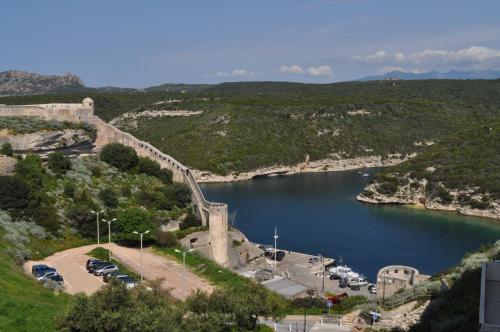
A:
[24,243,213,299]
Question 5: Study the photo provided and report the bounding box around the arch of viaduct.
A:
[0,98,228,266]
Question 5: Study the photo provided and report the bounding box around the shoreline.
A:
[356,195,500,222]
[192,155,411,183]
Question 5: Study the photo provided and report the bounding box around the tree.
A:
[0,176,30,210]
[155,230,179,248]
[179,212,202,230]
[99,187,118,208]
[67,205,98,238]
[137,157,173,184]
[100,143,138,171]
[47,151,71,175]
[14,154,46,189]
[115,207,156,244]
[0,142,13,156]
[162,183,191,208]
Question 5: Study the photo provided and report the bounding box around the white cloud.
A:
[277,65,333,77]
[306,65,333,77]
[277,65,305,74]
[353,46,500,70]
[216,68,254,77]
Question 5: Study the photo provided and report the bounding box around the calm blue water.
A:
[200,170,500,281]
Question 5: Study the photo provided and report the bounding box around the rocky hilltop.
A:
[357,121,500,220]
[0,70,85,96]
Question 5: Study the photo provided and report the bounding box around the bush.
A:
[137,157,173,184]
[162,183,191,208]
[15,154,46,189]
[0,142,13,156]
[155,230,179,247]
[114,207,156,244]
[0,176,30,210]
[67,206,98,238]
[47,152,71,175]
[100,143,138,171]
[63,181,76,199]
[179,213,202,230]
[99,187,118,209]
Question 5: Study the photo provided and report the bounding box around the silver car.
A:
[37,271,59,281]
[93,264,118,276]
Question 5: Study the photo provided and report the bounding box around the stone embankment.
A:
[357,182,500,220]
[193,155,409,183]
[0,129,93,151]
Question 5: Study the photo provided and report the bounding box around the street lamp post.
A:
[102,218,116,261]
[133,230,150,282]
[175,248,194,296]
[91,209,105,244]
[273,227,279,268]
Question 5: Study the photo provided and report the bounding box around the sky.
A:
[1,0,500,87]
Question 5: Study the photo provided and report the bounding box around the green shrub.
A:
[67,205,98,238]
[0,176,30,210]
[100,143,138,171]
[179,212,202,230]
[155,230,179,247]
[63,181,76,198]
[137,157,173,183]
[47,152,71,175]
[114,207,156,244]
[0,142,13,156]
[99,187,118,208]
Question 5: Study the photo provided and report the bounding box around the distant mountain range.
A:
[0,70,213,96]
[360,69,500,81]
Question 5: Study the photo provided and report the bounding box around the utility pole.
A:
[273,227,279,268]
[133,230,150,282]
[102,218,116,261]
[321,254,325,294]
[91,209,105,244]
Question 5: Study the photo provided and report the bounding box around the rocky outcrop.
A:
[0,129,93,151]
[0,70,85,96]
[0,155,16,175]
[357,179,500,220]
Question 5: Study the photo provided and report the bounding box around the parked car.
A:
[275,251,286,261]
[368,284,377,294]
[38,271,59,281]
[86,259,102,270]
[43,274,64,285]
[32,264,49,276]
[94,264,118,276]
[347,277,368,288]
[117,276,137,289]
[88,261,111,273]
[103,271,128,283]
[329,273,341,280]
[34,267,56,278]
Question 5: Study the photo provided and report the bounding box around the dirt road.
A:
[24,243,213,299]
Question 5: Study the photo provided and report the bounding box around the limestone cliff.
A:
[357,177,500,220]
[0,70,85,96]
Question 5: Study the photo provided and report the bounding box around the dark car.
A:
[103,271,128,283]
[88,261,111,273]
[34,267,56,278]
[86,259,102,270]
[275,251,286,261]
[329,274,341,280]
[45,274,64,284]
[32,264,49,276]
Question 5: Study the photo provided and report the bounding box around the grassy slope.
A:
[0,230,71,331]
[2,80,500,174]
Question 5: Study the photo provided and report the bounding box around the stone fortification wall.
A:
[0,99,228,266]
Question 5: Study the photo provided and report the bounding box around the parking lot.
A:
[24,243,213,299]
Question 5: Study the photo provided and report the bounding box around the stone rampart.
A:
[0,98,228,266]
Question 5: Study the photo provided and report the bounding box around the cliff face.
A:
[0,70,85,96]
[357,178,500,220]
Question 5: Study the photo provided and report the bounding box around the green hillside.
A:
[0,229,71,331]
[2,80,500,174]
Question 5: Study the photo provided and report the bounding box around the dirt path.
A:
[24,243,213,299]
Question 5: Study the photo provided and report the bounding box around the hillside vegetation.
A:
[2,80,500,175]
[359,120,500,218]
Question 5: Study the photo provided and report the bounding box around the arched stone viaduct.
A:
[0,98,228,266]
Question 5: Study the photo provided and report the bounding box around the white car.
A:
[37,271,59,281]
[93,264,118,276]
[118,276,138,289]
[368,283,377,294]
[347,277,368,288]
